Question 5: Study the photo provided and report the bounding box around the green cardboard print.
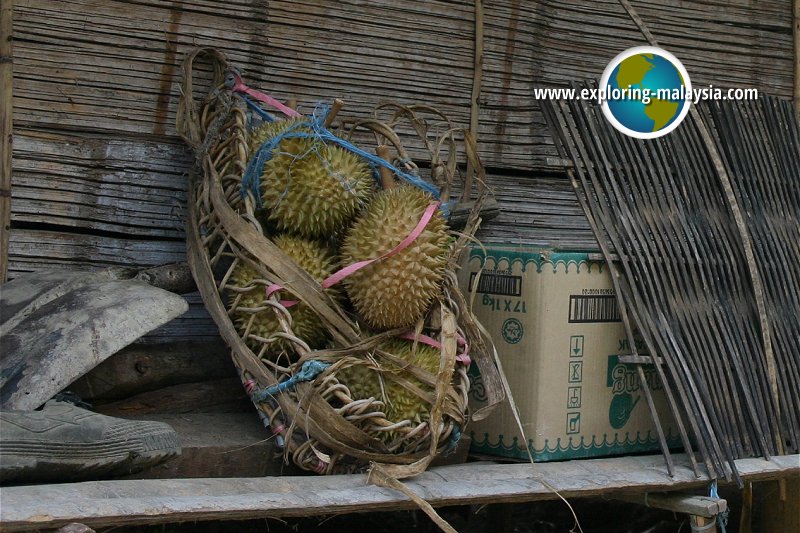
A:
[501,318,523,344]
[609,392,641,429]
[607,354,645,428]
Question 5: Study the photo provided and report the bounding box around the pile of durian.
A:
[226,112,454,449]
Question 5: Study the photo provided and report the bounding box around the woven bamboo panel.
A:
[6,0,796,343]
[542,87,799,483]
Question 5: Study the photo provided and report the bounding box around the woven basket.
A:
[176,48,502,476]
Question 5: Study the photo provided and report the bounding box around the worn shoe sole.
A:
[0,404,181,484]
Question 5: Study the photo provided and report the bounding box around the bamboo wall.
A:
[6,0,796,341]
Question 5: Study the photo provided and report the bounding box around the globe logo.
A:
[599,46,692,139]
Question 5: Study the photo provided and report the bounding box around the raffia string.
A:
[176,43,503,486]
[265,202,440,307]
[240,102,444,206]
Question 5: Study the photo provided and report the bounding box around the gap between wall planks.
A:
[0,0,12,283]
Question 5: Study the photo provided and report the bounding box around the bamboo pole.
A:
[323,98,344,128]
[794,0,799,123]
[462,0,483,202]
[0,0,12,283]
[375,145,396,189]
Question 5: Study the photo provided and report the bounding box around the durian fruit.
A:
[340,338,441,437]
[247,119,297,156]
[247,119,373,239]
[227,235,339,358]
[340,185,449,329]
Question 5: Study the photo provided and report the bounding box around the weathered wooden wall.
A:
[7,0,796,342]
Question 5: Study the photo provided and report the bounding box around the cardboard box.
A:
[461,245,680,461]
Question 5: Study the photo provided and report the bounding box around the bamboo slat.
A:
[542,89,800,483]
[9,0,796,172]
[795,0,800,122]
[0,0,12,282]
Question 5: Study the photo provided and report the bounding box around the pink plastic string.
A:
[399,331,471,366]
[265,202,440,307]
[229,74,302,118]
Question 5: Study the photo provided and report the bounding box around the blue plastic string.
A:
[445,424,462,455]
[252,360,331,402]
[709,480,728,533]
[241,102,442,209]
[242,119,309,207]
[239,94,277,123]
[439,200,457,218]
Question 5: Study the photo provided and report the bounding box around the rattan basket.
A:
[176,47,502,477]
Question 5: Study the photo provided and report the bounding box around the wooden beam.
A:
[447,196,499,229]
[691,515,718,533]
[615,493,727,518]
[0,454,796,532]
[0,0,12,283]
[92,378,252,417]
[118,413,292,479]
[740,480,754,533]
[68,341,235,402]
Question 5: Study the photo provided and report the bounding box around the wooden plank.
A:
[615,493,727,518]
[478,173,598,249]
[7,228,185,272]
[0,0,12,282]
[125,419,464,479]
[118,413,292,479]
[92,377,252,417]
[0,454,796,532]
[7,170,597,275]
[11,130,191,239]
[137,292,218,344]
[68,341,235,402]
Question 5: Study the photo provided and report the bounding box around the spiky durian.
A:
[340,185,448,329]
[247,119,373,238]
[340,338,441,434]
[248,120,297,156]
[227,235,339,358]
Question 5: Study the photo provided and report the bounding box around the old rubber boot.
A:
[0,400,180,484]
